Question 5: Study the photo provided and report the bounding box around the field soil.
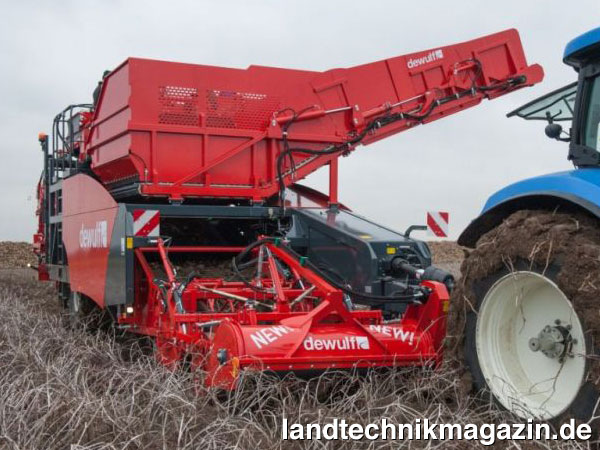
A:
[0,241,588,449]
[428,241,465,278]
[0,242,36,268]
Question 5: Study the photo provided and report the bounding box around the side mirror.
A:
[545,123,563,139]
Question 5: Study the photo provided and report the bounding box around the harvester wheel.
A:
[67,291,88,329]
[451,210,600,424]
[67,291,111,331]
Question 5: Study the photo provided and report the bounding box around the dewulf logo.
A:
[407,49,444,69]
[79,221,108,249]
[303,336,370,351]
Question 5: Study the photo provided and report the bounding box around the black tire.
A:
[67,291,111,331]
[450,210,600,425]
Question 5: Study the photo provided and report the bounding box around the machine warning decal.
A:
[133,210,160,237]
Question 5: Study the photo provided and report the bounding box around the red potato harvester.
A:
[33,29,543,389]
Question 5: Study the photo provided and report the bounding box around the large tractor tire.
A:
[450,210,600,424]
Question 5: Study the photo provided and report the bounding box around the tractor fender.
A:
[458,168,600,247]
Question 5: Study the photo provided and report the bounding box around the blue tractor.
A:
[456,28,600,424]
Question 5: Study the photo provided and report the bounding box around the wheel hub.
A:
[528,320,574,362]
[475,271,587,419]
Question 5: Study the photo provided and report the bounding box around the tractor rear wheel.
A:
[451,210,600,423]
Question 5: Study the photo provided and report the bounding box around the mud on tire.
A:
[448,209,600,424]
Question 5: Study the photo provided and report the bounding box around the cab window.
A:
[584,77,600,151]
[507,82,576,122]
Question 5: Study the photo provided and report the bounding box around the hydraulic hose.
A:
[275,59,527,210]
[231,238,427,305]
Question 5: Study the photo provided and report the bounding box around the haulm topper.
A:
[34,29,542,389]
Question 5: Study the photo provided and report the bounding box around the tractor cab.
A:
[509,27,600,166]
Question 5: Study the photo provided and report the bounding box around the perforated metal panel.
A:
[205,89,280,130]
[158,86,199,126]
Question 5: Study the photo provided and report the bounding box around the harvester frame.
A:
[34,29,542,389]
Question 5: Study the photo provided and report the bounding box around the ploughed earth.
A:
[426,241,464,279]
[0,241,37,269]
[0,241,464,273]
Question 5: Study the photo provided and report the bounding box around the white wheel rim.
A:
[72,292,80,313]
[476,271,586,419]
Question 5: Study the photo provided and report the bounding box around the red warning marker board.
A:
[133,209,160,237]
[427,211,449,238]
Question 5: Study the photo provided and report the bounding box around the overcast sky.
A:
[0,1,597,241]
